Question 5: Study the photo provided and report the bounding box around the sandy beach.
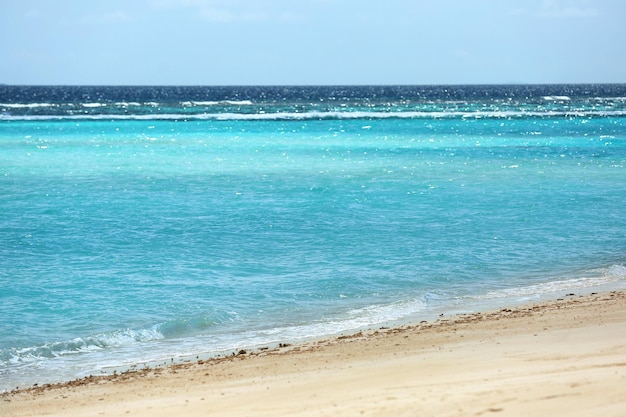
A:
[2,290,625,417]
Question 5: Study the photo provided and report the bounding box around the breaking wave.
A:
[2,109,625,122]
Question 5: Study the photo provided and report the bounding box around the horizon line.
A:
[2,82,626,88]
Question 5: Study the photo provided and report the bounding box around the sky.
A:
[1,0,625,85]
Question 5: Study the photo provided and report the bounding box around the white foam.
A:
[543,96,571,101]
[3,327,165,365]
[181,100,254,106]
[81,103,106,108]
[224,100,253,105]
[3,109,625,122]
[593,97,626,102]
[470,265,626,302]
[0,103,55,108]
[0,297,427,391]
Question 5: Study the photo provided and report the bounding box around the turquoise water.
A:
[1,85,626,391]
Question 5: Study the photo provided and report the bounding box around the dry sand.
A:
[2,291,625,417]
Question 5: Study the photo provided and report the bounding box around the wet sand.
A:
[3,291,625,417]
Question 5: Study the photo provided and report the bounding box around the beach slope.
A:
[3,291,625,417]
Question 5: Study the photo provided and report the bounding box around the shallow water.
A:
[1,85,625,391]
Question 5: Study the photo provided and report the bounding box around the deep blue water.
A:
[1,85,626,391]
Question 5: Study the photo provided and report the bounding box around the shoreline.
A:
[3,290,626,416]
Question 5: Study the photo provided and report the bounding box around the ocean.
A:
[1,84,625,391]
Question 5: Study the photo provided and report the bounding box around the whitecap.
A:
[182,100,254,106]
[2,109,626,122]
[0,102,55,108]
[543,96,571,101]
[81,103,106,108]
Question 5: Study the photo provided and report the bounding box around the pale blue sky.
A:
[1,0,624,85]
